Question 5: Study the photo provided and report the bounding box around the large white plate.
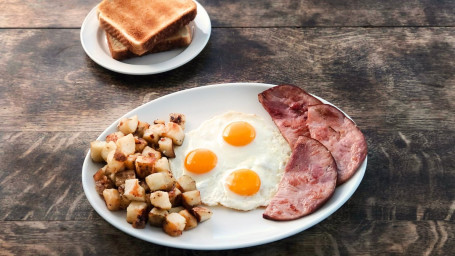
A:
[80,1,211,75]
[82,83,367,250]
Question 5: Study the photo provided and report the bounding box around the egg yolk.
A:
[184,149,217,174]
[222,121,256,146]
[226,169,261,196]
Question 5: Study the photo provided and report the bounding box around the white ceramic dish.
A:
[82,83,367,250]
[80,1,211,75]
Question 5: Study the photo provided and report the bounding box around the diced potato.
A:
[124,179,146,201]
[154,157,170,173]
[103,189,121,211]
[94,166,114,195]
[119,191,131,210]
[149,191,172,210]
[169,113,186,129]
[179,209,198,230]
[177,175,197,192]
[90,141,107,162]
[143,123,165,145]
[116,133,136,156]
[101,141,117,162]
[181,190,201,209]
[106,150,126,174]
[191,206,213,223]
[158,137,175,158]
[126,201,148,228]
[148,207,168,227]
[162,213,186,237]
[168,206,185,214]
[135,120,150,138]
[145,172,175,192]
[118,115,139,134]
[135,155,155,179]
[134,137,148,153]
[93,165,107,181]
[154,119,165,125]
[124,153,139,170]
[106,131,125,143]
[114,170,136,187]
[168,187,182,207]
[163,122,184,146]
[142,146,161,159]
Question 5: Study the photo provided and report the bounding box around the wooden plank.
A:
[1,0,455,28]
[0,220,453,254]
[0,28,454,132]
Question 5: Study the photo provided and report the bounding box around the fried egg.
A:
[170,111,291,211]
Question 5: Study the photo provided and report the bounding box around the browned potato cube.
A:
[124,153,139,170]
[135,155,155,178]
[126,201,148,228]
[168,206,185,214]
[106,131,125,143]
[119,194,131,210]
[169,113,186,129]
[163,122,184,146]
[176,175,197,192]
[135,120,150,138]
[101,141,117,162]
[143,123,165,145]
[134,137,148,153]
[181,190,201,209]
[154,157,170,173]
[145,172,174,192]
[117,115,138,134]
[162,213,186,237]
[124,179,146,201]
[191,206,213,222]
[142,146,161,159]
[94,167,114,195]
[93,165,107,181]
[106,151,126,174]
[90,141,107,162]
[116,133,136,156]
[149,191,172,210]
[103,189,121,211]
[158,137,175,158]
[179,209,198,230]
[148,207,168,227]
[168,187,182,207]
[114,169,136,187]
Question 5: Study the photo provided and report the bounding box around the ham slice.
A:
[263,136,337,221]
[306,104,368,185]
[258,84,322,149]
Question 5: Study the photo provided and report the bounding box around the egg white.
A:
[170,111,291,211]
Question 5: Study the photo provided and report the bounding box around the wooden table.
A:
[1,0,454,254]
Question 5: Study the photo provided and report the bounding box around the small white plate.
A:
[82,83,367,250]
[80,1,211,75]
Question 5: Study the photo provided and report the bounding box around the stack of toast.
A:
[97,0,197,60]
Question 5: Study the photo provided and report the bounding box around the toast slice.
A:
[98,0,197,56]
[106,25,192,60]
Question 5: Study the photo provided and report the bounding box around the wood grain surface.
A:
[0,0,454,255]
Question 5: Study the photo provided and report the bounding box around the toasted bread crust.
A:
[106,33,134,60]
[98,0,197,55]
[106,25,192,60]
